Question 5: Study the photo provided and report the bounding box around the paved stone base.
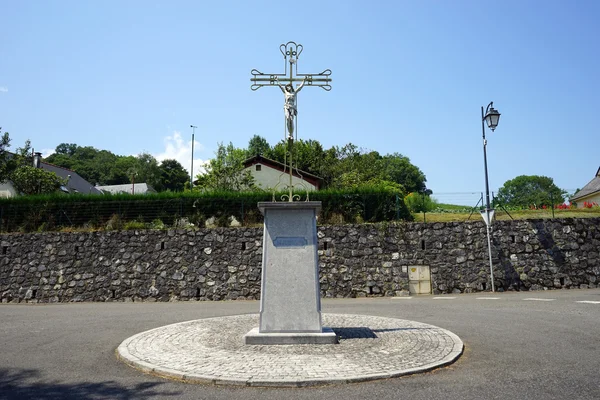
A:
[117,314,463,387]
[243,327,338,345]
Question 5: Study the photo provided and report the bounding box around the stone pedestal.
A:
[243,201,337,345]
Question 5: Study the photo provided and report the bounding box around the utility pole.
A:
[190,125,197,189]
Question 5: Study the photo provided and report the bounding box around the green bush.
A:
[105,214,122,231]
[123,220,146,230]
[0,186,411,232]
[151,219,166,230]
[404,192,438,213]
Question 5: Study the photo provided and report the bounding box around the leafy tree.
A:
[0,128,14,182]
[269,139,326,173]
[39,136,428,195]
[90,150,120,185]
[247,135,271,157]
[258,139,426,192]
[46,144,138,186]
[10,165,64,195]
[323,144,426,192]
[108,156,137,185]
[196,142,255,191]
[496,175,567,208]
[376,153,426,193]
[46,144,186,191]
[46,144,117,185]
[266,140,289,165]
[0,136,63,195]
[44,153,76,170]
[159,159,189,192]
[55,143,78,156]
[135,152,161,190]
[404,192,439,213]
[0,130,31,182]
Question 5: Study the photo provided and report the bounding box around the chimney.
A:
[33,152,42,168]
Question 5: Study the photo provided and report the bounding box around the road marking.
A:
[576,301,600,304]
[523,298,555,302]
[391,297,413,300]
[433,297,456,300]
[477,297,500,300]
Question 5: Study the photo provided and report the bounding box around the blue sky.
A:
[1,0,598,205]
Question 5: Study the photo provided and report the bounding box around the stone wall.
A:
[1,218,599,303]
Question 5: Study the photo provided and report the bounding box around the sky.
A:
[1,0,599,205]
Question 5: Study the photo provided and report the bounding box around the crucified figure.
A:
[276,77,307,137]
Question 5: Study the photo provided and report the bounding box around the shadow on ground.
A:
[333,326,436,340]
[0,368,181,400]
[333,327,378,339]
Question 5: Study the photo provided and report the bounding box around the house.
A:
[95,183,157,195]
[570,166,600,207]
[0,182,18,198]
[243,155,321,192]
[0,152,102,197]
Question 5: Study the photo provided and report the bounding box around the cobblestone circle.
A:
[117,314,463,387]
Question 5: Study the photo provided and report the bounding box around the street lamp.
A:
[190,125,197,189]
[481,102,501,292]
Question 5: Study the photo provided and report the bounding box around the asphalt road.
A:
[1,289,599,400]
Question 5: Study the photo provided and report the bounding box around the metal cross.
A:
[251,41,332,92]
[250,42,332,202]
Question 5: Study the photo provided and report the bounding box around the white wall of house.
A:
[245,164,317,191]
[95,183,156,195]
[575,192,600,208]
[0,182,18,198]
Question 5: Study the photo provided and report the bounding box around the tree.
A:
[324,145,426,192]
[0,137,63,195]
[404,192,439,213]
[0,130,30,182]
[159,159,189,192]
[135,152,161,190]
[54,143,78,156]
[0,128,14,182]
[269,139,327,174]
[247,135,271,157]
[196,142,255,191]
[376,153,426,193]
[496,175,567,208]
[47,144,100,184]
[46,143,192,191]
[46,144,132,186]
[257,139,426,192]
[10,166,64,195]
[44,152,76,170]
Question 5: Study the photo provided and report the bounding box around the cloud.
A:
[40,148,55,158]
[0,87,7,93]
[154,131,208,178]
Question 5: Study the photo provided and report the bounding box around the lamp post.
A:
[481,102,501,292]
[190,125,197,189]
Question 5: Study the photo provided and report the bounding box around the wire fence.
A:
[0,193,410,233]
[431,189,580,209]
[0,190,588,233]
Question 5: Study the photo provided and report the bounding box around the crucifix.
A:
[250,41,332,201]
[251,42,331,137]
[246,44,335,346]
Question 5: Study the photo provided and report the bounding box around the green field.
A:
[412,205,600,223]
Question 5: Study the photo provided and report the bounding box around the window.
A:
[256,165,262,171]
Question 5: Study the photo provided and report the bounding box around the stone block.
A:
[256,201,323,333]
[243,327,338,345]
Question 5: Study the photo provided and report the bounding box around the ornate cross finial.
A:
[250,42,332,202]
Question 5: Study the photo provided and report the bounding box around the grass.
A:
[435,203,472,211]
[412,207,600,223]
